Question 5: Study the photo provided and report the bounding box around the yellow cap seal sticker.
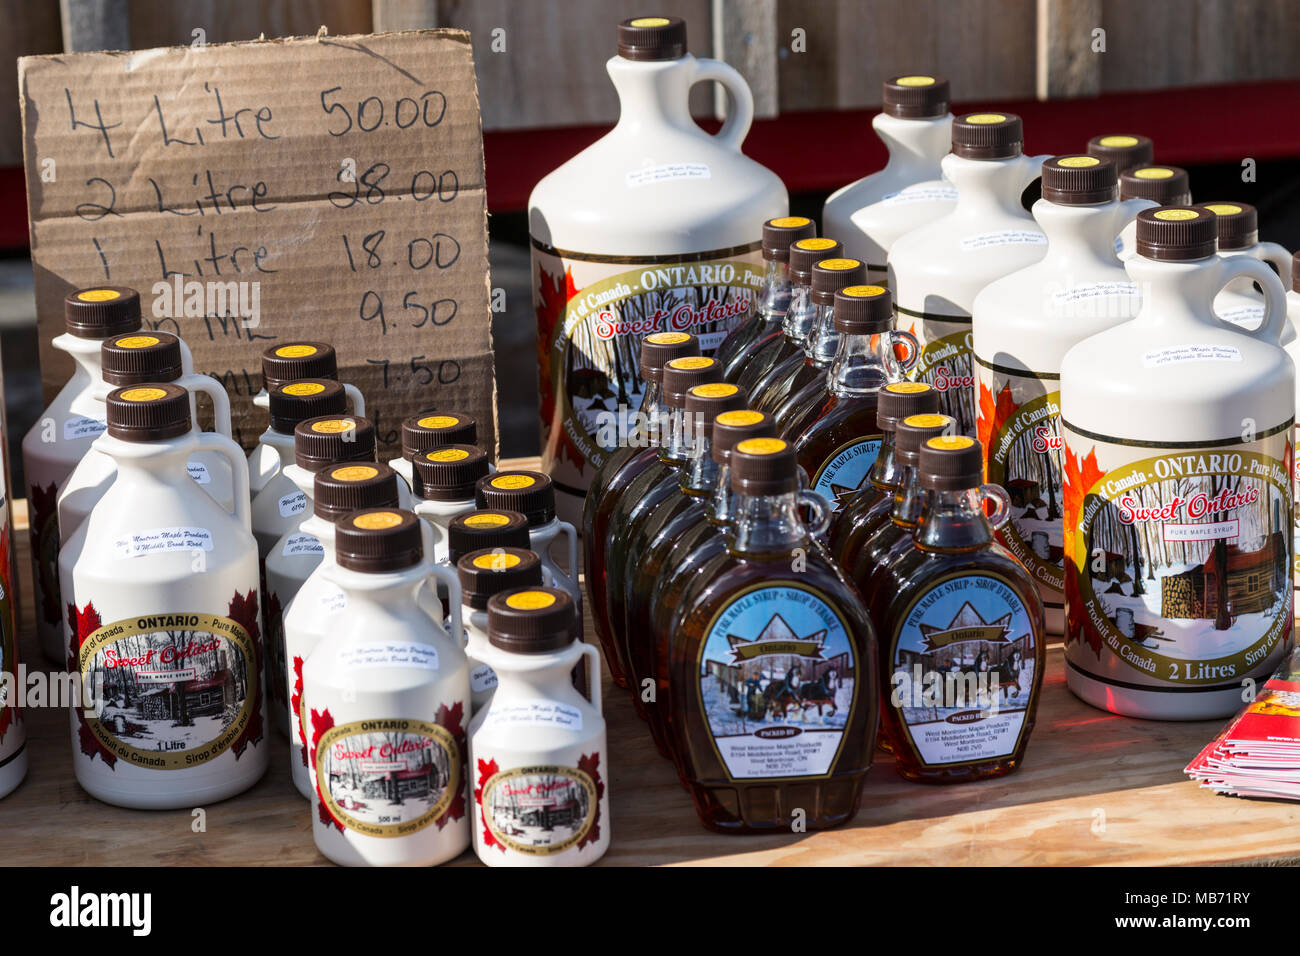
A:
[816,258,862,271]
[474,552,522,571]
[76,289,120,302]
[885,382,930,394]
[842,284,887,297]
[715,410,765,427]
[115,335,160,348]
[795,238,838,250]
[275,344,318,358]
[904,413,950,428]
[629,17,671,27]
[1153,208,1199,221]
[690,383,739,398]
[1203,203,1243,216]
[427,448,470,463]
[506,590,557,610]
[331,465,379,481]
[283,382,326,396]
[491,474,535,490]
[735,437,787,455]
[1057,156,1100,168]
[646,331,691,345]
[769,216,811,228]
[464,513,511,528]
[311,418,355,434]
[895,75,936,86]
[1134,167,1174,180]
[119,387,168,402]
[353,511,402,530]
[927,435,975,450]
[417,414,460,429]
[667,356,713,370]
[1098,135,1139,148]
[965,113,1007,124]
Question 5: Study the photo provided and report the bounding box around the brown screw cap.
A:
[1086,134,1154,174]
[1120,165,1191,205]
[1135,206,1217,262]
[811,258,868,306]
[101,331,184,386]
[1041,155,1118,206]
[877,382,940,431]
[661,356,722,408]
[788,238,843,283]
[334,508,423,573]
[412,444,490,502]
[617,15,686,61]
[401,411,477,460]
[1198,202,1259,250]
[762,216,818,262]
[294,414,376,472]
[488,586,578,653]
[106,383,191,442]
[951,112,1023,160]
[896,413,955,466]
[268,379,348,434]
[729,436,799,495]
[833,284,893,333]
[64,287,142,339]
[260,342,338,391]
[475,471,555,526]
[458,547,545,611]
[639,331,698,385]
[447,509,532,566]
[314,462,401,521]
[882,74,950,119]
[919,434,984,491]
[711,409,775,465]
[684,381,748,418]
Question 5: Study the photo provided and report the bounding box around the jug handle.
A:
[578,641,602,715]
[557,519,580,589]
[421,520,464,649]
[1211,256,1288,344]
[689,58,754,152]
[342,383,366,417]
[177,372,233,438]
[411,502,450,558]
[195,431,253,531]
[1256,241,1294,289]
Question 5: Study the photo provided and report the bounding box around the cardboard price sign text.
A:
[20,29,495,456]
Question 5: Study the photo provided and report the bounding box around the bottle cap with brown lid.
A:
[447,509,532,566]
[487,586,578,653]
[882,74,950,119]
[334,508,423,573]
[1120,165,1191,205]
[919,434,984,490]
[895,413,955,466]
[833,284,892,333]
[1135,206,1217,261]
[261,342,338,391]
[1040,155,1118,206]
[762,217,818,262]
[789,238,843,284]
[617,15,686,60]
[101,332,184,386]
[877,381,939,431]
[1085,134,1154,174]
[1198,202,1259,250]
[811,258,868,305]
[951,112,1023,160]
[457,548,544,611]
[639,331,698,385]
[711,409,775,465]
[412,444,490,501]
[684,381,748,419]
[475,471,555,527]
[64,287,142,339]
[662,356,722,408]
[294,414,376,472]
[269,379,348,434]
[314,462,401,521]
[106,383,191,442]
[401,411,477,460]
[729,436,799,495]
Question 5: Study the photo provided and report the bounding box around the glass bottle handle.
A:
[887,328,921,376]
[798,489,832,537]
[980,483,1012,530]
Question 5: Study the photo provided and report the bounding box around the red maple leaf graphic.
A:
[291,655,307,765]
[976,381,1019,468]
[67,599,115,769]
[576,751,604,851]
[265,589,285,705]
[28,481,60,625]
[474,757,505,852]
[226,589,263,759]
[310,706,343,832]
[535,263,591,472]
[435,700,467,827]
[1062,445,1108,656]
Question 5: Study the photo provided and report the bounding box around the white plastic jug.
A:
[454,547,545,714]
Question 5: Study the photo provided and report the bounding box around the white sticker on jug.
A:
[1142,343,1244,368]
[1050,281,1139,304]
[483,699,582,732]
[881,183,958,206]
[282,532,324,557]
[959,230,1047,252]
[1218,304,1265,327]
[114,525,213,559]
[470,662,498,694]
[336,640,439,671]
[625,162,711,188]
[278,491,307,518]
[318,584,347,612]
[64,416,107,441]
[186,459,211,484]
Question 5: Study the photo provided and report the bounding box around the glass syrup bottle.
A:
[668,436,877,832]
[828,381,938,564]
[784,285,919,513]
[582,331,699,688]
[874,435,1045,783]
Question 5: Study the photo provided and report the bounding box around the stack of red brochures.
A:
[1185,648,1300,800]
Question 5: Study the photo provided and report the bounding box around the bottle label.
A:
[278,491,307,518]
[1142,343,1244,368]
[470,662,497,694]
[901,321,975,436]
[315,718,459,838]
[959,230,1047,252]
[476,763,600,856]
[532,241,764,489]
[1294,425,1300,594]
[1062,418,1293,690]
[888,572,1038,766]
[318,584,347,612]
[282,532,324,557]
[880,183,958,206]
[625,162,711,188]
[77,612,258,769]
[696,582,858,780]
[186,460,211,485]
[976,359,1065,609]
[811,437,882,512]
[64,416,107,441]
[113,526,213,559]
[482,699,582,732]
[335,641,439,671]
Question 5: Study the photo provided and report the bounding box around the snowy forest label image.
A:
[901,321,975,436]
[811,437,882,512]
[697,583,857,780]
[479,764,597,855]
[1063,427,1294,687]
[78,612,256,770]
[534,245,762,483]
[316,719,458,839]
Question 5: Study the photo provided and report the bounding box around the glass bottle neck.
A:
[758,259,793,322]
[732,490,809,554]
[658,406,697,463]
[869,431,900,488]
[682,432,720,493]
[890,464,929,527]
[632,381,670,448]
[916,487,993,552]
[782,282,816,344]
[806,304,840,366]
[709,464,735,523]
[829,330,896,395]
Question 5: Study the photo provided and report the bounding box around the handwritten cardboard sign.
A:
[19,29,495,456]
